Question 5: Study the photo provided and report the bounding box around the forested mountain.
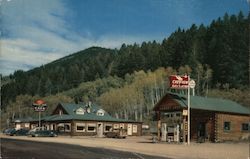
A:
[114,12,248,88]
[2,47,116,106]
[2,12,249,111]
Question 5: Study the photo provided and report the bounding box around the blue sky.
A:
[0,0,248,76]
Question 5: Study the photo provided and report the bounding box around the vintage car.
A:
[104,129,127,139]
[27,128,57,137]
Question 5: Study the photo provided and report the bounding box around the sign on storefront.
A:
[182,109,188,116]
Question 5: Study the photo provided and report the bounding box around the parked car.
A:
[28,130,57,137]
[10,128,29,136]
[104,131,127,139]
[28,127,43,133]
[3,128,9,134]
[4,128,16,136]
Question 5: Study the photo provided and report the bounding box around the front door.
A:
[97,123,103,137]
[127,124,132,136]
[197,122,206,142]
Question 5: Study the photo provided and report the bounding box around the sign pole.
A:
[39,111,41,128]
[187,75,190,145]
[169,75,195,145]
[33,99,47,129]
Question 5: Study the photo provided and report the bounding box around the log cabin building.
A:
[14,102,142,137]
[153,92,250,142]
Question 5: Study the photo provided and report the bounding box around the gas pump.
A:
[161,123,167,141]
[174,124,180,142]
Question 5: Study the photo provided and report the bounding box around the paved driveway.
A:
[1,138,168,159]
[0,135,248,159]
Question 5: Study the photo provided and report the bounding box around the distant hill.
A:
[2,47,116,106]
[2,12,249,109]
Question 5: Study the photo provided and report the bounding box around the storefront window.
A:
[87,123,96,132]
[64,124,71,132]
[224,122,231,131]
[105,124,112,132]
[57,123,71,132]
[241,123,249,131]
[76,123,85,132]
[175,113,181,117]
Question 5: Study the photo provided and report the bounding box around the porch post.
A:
[70,120,74,137]
[157,111,161,141]
[38,111,41,128]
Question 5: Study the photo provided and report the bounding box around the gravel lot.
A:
[1,134,249,159]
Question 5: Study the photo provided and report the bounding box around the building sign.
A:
[33,99,47,112]
[34,106,46,112]
[169,75,189,89]
[182,109,188,116]
[189,80,196,89]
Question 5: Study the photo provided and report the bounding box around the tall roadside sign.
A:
[169,75,194,145]
[169,75,189,89]
[32,99,47,128]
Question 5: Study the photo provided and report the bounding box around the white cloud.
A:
[0,38,62,75]
[1,39,61,63]
[1,0,69,35]
[0,33,149,75]
[0,0,155,76]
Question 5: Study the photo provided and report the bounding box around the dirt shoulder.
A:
[1,134,249,159]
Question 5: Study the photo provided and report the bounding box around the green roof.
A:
[13,117,36,123]
[42,114,134,122]
[168,93,250,115]
[43,102,138,123]
[14,103,139,123]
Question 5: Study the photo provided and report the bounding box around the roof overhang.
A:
[153,93,185,111]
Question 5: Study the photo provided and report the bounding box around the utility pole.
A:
[187,76,190,145]
[248,0,250,88]
[249,3,250,88]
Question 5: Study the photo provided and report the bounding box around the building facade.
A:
[14,102,142,137]
[153,93,250,142]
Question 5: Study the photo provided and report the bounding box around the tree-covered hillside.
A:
[114,12,249,88]
[2,47,116,107]
[2,12,249,110]
[2,67,249,129]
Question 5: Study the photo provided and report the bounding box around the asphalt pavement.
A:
[0,138,169,159]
